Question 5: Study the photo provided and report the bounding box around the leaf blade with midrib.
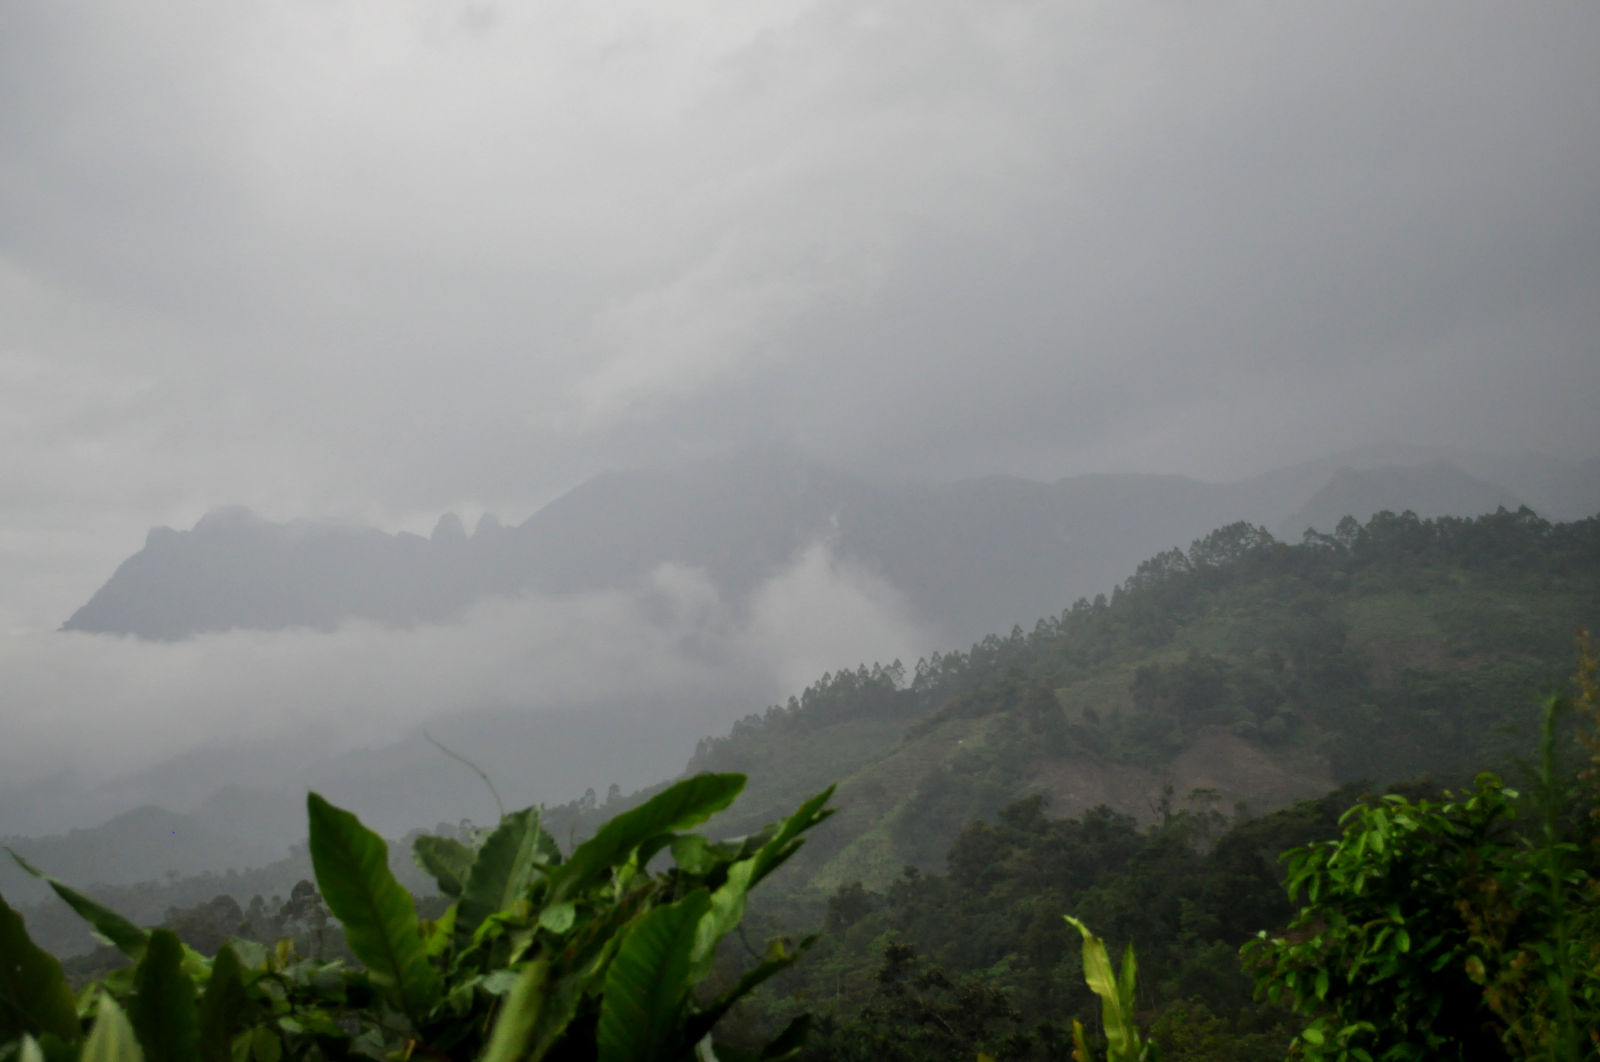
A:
[457,807,545,943]
[0,891,79,1041]
[197,944,251,1062]
[412,835,475,899]
[7,849,148,960]
[306,793,439,1023]
[81,995,144,1062]
[549,774,745,901]
[127,929,198,1062]
[597,891,711,1062]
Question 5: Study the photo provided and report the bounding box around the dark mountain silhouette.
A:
[62,450,1582,646]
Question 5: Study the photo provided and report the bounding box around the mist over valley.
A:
[3,3,1599,1056]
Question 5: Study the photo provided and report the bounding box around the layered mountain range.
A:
[60,446,1598,647]
[14,494,1599,959]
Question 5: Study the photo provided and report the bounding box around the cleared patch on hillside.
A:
[1025,726,1331,825]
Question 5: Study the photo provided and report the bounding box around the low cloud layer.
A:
[0,541,929,815]
[3,2,1598,633]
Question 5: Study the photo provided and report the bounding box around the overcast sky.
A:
[4,0,1599,633]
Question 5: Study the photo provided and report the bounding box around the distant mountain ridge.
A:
[62,448,1599,646]
[19,504,1598,961]
[1276,461,1523,540]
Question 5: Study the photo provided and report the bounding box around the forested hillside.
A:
[6,507,1599,1060]
[673,507,1598,896]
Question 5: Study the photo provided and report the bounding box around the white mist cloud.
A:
[3,1,1599,631]
[741,541,926,696]
[0,540,931,811]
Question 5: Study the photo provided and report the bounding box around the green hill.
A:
[672,508,1599,897]
[12,507,1597,978]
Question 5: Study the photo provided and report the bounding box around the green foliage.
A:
[79,996,141,1062]
[1063,916,1158,1062]
[0,893,78,1043]
[7,852,149,961]
[196,944,250,1062]
[549,771,746,901]
[306,791,440,1023]
[0,774,835,1062]
[681,508,1599,898]
[803,940,1025,1062]
[596,891,711,1062]
[783,792,1331,1061]
[1246,687,1600,1060]
[126,930,198,1062]
[413,834,477,898]
[455,806,553,945]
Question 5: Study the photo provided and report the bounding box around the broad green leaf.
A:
[538,902,575,935]
[458,807,546,943]
[7,851,148,960]
[745,786,835,889]
[597,891,711,1062]
[81,995,143,1062]
[480,959,546,1062]
[1065,915,1144,1062]
[551,775,745,900]
[1117,941,1138,1018]
[305,793,439,1022]
[422,904,457,959]
[480,959,588,1062]
[0,892,79,1041]
[198,945,250,1062]
[691,859,757,980]
[692,788,833,981]
[533,825,562,867]
[127,930,198,1062]
[669,835,717,875]
[412,835,476,898]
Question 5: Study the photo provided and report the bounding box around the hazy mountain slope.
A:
[62,506,517,639]
[67,449,1577,646]
[16,509,1598,956]
[840,472,1254,646]
[1277,461,1522,539]
[678,509,1600,896]
[0,793,300,905]
[68,456,1265,645]
[1461,453,1600,520]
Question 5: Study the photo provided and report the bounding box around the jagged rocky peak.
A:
[141,507,270,550]
[191,505,265,533]
[431,512,468,544]
[474,512,504,538]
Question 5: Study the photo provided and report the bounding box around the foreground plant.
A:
[1062,915,1159,1062]
[0,772,833,1062]
[1246,678,1600,1061]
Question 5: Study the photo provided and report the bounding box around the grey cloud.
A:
[0,541,930,818]
[0,0,1597,630]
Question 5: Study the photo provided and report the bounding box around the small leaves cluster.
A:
[1245,673,1600,1061]
[1245,780,1520,1060]
[0,772,834,1062]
